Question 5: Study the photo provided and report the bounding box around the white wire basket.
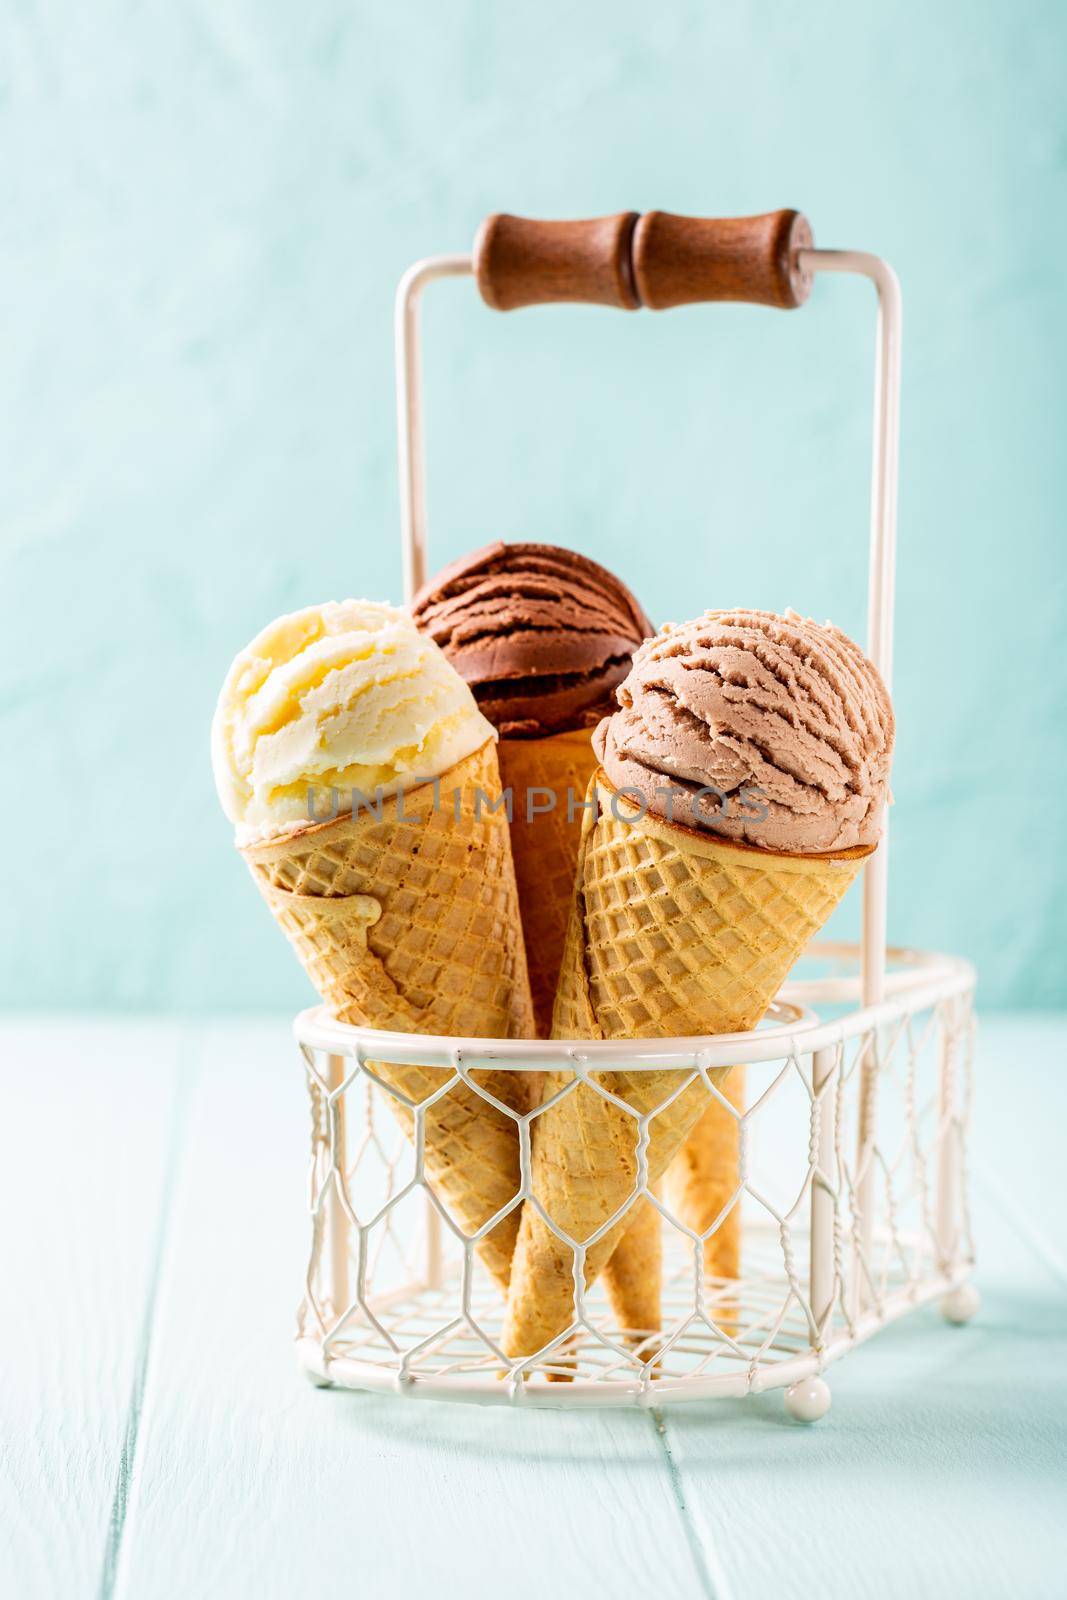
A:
[291,210,979,1416]
[295,943,976,1413]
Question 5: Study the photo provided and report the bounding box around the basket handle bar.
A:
[473,209,815,312]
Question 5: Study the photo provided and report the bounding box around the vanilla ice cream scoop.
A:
[595,608,894,854]
[211,600,495,843]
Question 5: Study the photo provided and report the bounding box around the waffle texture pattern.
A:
[242,740,536,1290]
[502,772,870,1357]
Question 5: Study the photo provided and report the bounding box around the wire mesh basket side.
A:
[295,970,975,1404]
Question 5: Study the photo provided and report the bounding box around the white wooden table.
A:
[3,1015,1065,1599]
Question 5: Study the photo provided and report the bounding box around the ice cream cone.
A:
[497,728,599,1038]
[665,1068,746,1283]
[545,1190,662,1382]
[412,540,651,1038]
[502,773,872,1358]
[241,739,537,1292]
[602,1193,662,1346]
[499,727,663,1341]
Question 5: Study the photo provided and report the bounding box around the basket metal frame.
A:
[290,237,978,1415]
[294,945,976,1410]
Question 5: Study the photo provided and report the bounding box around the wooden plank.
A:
[0,1020,187,1600]
[11,1015,1062,1597]
[114,1022,706,1600]
[659,1015,1067,1600]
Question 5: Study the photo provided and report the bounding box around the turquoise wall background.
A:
[4,0,1065,1012]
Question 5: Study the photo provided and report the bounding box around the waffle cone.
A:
[545,1190,662,1382]
[502,772,872,1358]
[602,1194,662,1342]
[498,728,662,1338]
[497,729,599,1038]
[666,1068,746,1281]
[241,739,536,1291]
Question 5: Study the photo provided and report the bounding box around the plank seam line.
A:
[648,1407,732,1600]
[96,1030,198,1600]
[972,1164,1067,1293]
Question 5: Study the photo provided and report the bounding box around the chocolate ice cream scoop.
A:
[411,542,652,737]
[595,607,894,853]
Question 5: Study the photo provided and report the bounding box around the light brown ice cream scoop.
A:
[594,608,894,854]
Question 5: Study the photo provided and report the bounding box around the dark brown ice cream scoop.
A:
[411,542,652,737]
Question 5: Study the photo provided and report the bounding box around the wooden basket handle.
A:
[473,209,813,312]
[474,213,641,311]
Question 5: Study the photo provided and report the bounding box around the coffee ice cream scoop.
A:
[595,607,894,854]
[411,541,652,737]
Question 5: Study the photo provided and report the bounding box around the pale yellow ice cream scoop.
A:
[211,599,495,843]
